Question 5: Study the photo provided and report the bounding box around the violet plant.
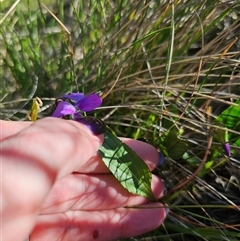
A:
[52,92,102,117]
[52,92,105,135]
[51,92,156,201]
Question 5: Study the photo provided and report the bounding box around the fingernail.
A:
[161,201,169,216]
[165,206,169,216]
[158,152,165,166]
[161,179,167,195]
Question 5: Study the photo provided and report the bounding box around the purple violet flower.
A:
[61,92,85,103]
[52,92,102,118]
[158,152,165,166]
[223,142,231,157]
[52,92,105,134]
[76,116,106,135]
[52,101,77,118]
[75,93,103,112]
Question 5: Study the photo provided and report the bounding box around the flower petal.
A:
[61,92,85,103]
[76,93,102,111]
[158,152,165,166]
[223,142,231,157]
[52,101,76,117]
[73,112,82,120]
[76,116,106,135]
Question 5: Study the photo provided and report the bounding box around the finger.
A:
[30,203,167,241]
[122,138,160,171]
[77,138,160,173]
[0,120,32,141]
[40,173,165,213]
[1,118,103,241]
[1,120,160,173]
[2,117,104,179]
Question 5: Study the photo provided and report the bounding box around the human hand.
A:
[1,118,167,241]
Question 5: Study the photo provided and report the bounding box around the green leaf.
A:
[216,100,240,150]
[182,152,201,166]
[159,128,188,160]
[234,138,240,148]
[98,128,155,201]
[216,100,240,130]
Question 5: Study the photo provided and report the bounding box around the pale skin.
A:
[1,118,167,241]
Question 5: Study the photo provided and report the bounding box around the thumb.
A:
[0,120,33,141]
[2,117,104,179]
[1,117,103,241]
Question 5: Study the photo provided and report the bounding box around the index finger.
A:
[77,138,160,173]
[0,120,160,173]
[0,120,33,141]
